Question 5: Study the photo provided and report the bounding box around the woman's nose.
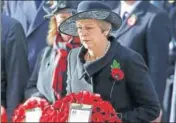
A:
[80,28,88,36]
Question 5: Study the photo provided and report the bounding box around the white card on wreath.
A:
[68,103,92,122]
[25,107,42,122]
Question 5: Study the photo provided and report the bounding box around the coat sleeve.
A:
[122,51,161,122]
[25,49,46,99]
[146,11,171,102]
[4,20,29,120]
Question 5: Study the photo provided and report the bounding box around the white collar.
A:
[120,1,141,18]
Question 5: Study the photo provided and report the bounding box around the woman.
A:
[59,1,161,122]
[25,1,81,103]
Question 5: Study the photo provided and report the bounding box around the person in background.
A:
[3,0,49,74]
[25,0,81,103]
[1,13,29,121]
[164,3,176,121]
[168,7,176,120]
[114,0,172,106]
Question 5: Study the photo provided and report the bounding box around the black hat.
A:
[43,0,77,19]
[59,1,122,36]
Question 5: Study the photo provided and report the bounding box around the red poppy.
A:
[60,115,67,122]
[12,98,49,122]
[13,91,121,122]
[12,105,25,122]
[88,93,102,103]
[92,103,101,113]
[62,93,77,103]
[40,100,70,122]
[127,14,137,26]
[92,112,104,122]
[40,115,50,122]
[111,68,124,81]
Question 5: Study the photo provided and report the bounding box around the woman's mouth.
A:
[82,40,90,43]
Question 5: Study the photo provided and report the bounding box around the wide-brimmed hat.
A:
[43,0,77,19]
[59,1,122,36]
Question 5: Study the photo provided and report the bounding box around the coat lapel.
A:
[76,47,94,92]
[116,2,146,38]
[27,1,46,37]
[15,1,31,35]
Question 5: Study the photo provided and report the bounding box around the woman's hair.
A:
[47,16,57,46]
[96,20,112,36]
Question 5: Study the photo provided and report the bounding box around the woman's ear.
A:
[103,30,111,37]
[103,30,109,37]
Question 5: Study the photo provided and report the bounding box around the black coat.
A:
[66,37,160,122]
[114,1,172,102]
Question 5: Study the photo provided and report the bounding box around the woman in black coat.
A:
[59,1,161,122]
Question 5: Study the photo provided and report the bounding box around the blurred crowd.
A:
[1,0,176,122]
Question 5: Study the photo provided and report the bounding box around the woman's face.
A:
[55,12,72,40]
[55,12,72,27]
[76,19,106,49]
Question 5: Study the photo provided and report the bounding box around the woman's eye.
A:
[86,27,93,30]
[76,26,93,31]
